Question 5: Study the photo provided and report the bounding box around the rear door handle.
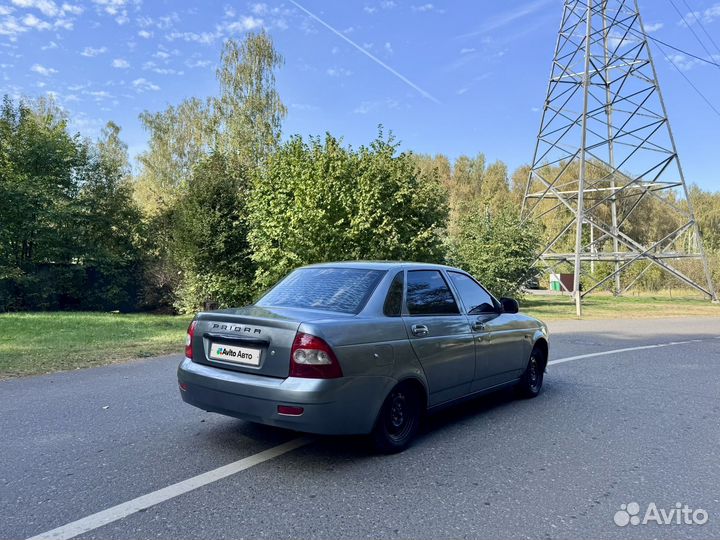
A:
[411,324,429,336]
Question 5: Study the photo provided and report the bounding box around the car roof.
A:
[301,261,463,272]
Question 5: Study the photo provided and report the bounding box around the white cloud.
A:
[0,5,14,15]
[644,21,664,33]
[384,41,393,54]
[153,50,170,59]
[150,67,183,75]
[83,89,111,99]
[90,0,131,25]
[290,102,319,111]
[326,66,352,77]
[460,47,476,54]
[0,15,28,38]
[22,12,50,29]
[11,0,59,17]
[667,53,704,71]
[250,3,267,15]
[411,3,444,13]
[60,3,82,15]
[166,30,218,44]
[363,6,376,14]
[223,15,263,33]
[30,62,57,75]
[380,0,396,7]
[185,58,212,68]
[132,77,160,91]
[111,58,129,68]
[41,39,57,49]
[679,3,720,25]
[81,45,107,56]
[138,29,151,38]
[353,97,399,114]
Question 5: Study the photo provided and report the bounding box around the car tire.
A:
[371,383,422,454]
[517,347,545,399]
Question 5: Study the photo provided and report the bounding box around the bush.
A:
[448,205,540,298]
[248,132,449,291]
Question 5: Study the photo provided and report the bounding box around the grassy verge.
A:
[0,312,189,379]
[1,293,718,379]
[522,291,720,320]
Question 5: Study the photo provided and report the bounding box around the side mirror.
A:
[500,297,519,314]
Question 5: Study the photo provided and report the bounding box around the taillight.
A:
[290,332,343,379]
[185,320,197,359]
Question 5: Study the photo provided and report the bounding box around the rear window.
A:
[256,267,386,314]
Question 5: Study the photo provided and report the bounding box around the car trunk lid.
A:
[190,306,340,378]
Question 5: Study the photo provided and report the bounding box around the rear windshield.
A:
[256,267,386,314]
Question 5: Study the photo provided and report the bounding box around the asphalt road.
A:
[1,316,719,540]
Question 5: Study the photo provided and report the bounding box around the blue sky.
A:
[2,0,720,189]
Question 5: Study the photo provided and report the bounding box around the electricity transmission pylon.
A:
[522,0,718,316]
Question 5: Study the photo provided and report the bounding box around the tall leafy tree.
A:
[75,122,143,309]
[215,31,287,169]
[135,97,215,215]
[172,152,254,313]
[249,132,448,291]
[0,97,83,309]
[448,205,540,298]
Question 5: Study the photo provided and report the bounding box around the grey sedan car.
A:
[178,262,549,452]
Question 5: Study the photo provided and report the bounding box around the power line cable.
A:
[667,0,717,61]
[611,17,720,117]
[611,17,720,68]
[645,34,720,69]
[652,40,720,118]
[680,0,720,58]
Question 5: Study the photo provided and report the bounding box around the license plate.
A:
[209,343,261,366]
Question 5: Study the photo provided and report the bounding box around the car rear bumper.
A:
[177,358,394,435]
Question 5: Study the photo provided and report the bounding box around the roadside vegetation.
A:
[2,29,719,378]
[0,312,188,378]
[522,291,720,320]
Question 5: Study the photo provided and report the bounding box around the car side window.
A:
[406,270,460,316]
[383,271,404,317]
[448,271,496,315]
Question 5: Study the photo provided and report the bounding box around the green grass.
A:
[522,291,720,320]
[0,312,190,379]
[2,293,719,378]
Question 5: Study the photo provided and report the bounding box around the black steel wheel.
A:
[371,383,422,453]
[518,347,545,398]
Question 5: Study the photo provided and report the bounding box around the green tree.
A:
[448,205,540,298]
[0,96,84,309]
[135,97,215,216]
[215,31,286,169]
[172,152,254,313]
[0,97,144,311]
[74,122,144,310]
[248,132,449,291]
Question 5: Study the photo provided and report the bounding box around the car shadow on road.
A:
[307,384,553,459]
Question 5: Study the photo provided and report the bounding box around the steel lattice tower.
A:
[522,0,718,316]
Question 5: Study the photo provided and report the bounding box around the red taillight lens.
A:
[290,332,343,379]
[185,320,197,359]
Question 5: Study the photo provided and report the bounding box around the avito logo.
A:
[614,502,708,527]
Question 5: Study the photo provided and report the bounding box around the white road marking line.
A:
[549,337,718,366]
[26,437,313,540]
